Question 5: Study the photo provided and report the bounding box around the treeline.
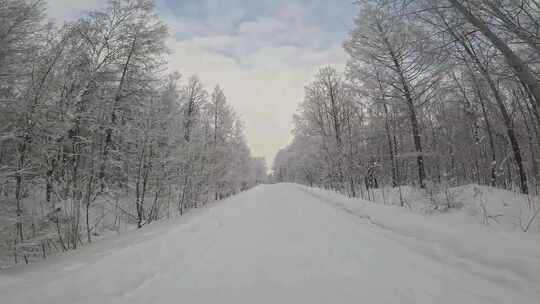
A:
[274,0,540,198]
[0,0,266,264]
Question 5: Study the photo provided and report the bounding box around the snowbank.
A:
[298,184,540,289]
[362,184,540,233]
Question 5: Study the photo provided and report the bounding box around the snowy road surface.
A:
[1,184,539,303]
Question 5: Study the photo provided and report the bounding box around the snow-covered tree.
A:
[0,0,263,265]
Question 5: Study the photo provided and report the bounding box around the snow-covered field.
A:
[1,183,539,303]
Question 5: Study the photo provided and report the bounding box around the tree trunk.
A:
[15,139,28,264]
[379,24,427,188]
[448,0,540,110]
[443,16,528,193]
[478,68,528,194]
[100,36,138,188]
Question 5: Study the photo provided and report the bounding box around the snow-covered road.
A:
[1,184,538,303]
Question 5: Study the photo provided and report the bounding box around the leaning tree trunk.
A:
[442,17,528,194]
[378,22,427,189]
[448,0,540,110]
[471,58,528,194]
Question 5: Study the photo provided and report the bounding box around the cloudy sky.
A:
[48,0,357,166]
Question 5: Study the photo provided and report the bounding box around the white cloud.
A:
[167,15,348,165]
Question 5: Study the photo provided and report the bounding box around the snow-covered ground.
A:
[362,184,540,233]
[1,183,539,303]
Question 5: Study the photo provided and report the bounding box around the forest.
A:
[3,0,540,267]
[274,0,540,201]
[0,0,267,265]
[2,1,540,302]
